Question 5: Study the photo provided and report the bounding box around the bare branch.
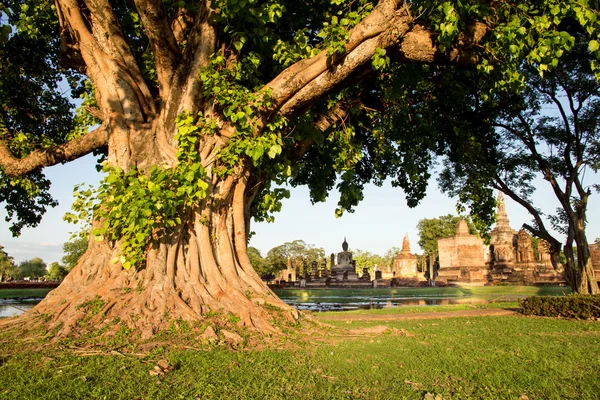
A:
[0,124,109,177]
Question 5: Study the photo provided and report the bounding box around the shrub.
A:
[520,295,600,319]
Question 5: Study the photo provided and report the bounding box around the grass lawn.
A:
[0,288,53,299]
[1,306,598,399]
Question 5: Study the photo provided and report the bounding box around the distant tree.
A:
[247,247,273,280]
[437,35,599,294]
[46,262,68,281]
[0,245,16,281]
[351,249,384,275]
[61,236,89,271]
[417,215,477,256]
[595,238,600,245]
[16,258,47,280]
[265,240,325,276]
[382,247,401,272]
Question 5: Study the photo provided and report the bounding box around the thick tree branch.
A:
[0,124,109,177]
[167,1,215,124]
[271,1,488,121]
[267,0,401,109]
[133,0,181,96]
[57,0,155,120]
[390,21,488,64]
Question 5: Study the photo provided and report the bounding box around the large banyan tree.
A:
[1,0,599,337]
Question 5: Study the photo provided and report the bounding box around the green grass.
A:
[1,308,598,399]
[0,289,53,299]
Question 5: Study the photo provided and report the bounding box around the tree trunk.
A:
[22,126,299,338]
[572,227,599,295]
[562,226,599,295]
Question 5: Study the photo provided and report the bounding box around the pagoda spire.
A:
[495,192,511,230]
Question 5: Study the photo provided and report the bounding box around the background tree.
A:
[61,236,89,271]
[15,258,47,280]
[265,240,325,276]
[417,215,478,256]
[437,34,599,294]
[351,249,384,276]
[0,245,16,281]
[382,247,401,272]
[2,0,599,336]
[247,247,274,280]
[46,262,68,281]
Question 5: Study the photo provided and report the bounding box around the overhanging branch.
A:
[0,124,109,177]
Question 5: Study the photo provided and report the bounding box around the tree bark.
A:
[27,149,298,338]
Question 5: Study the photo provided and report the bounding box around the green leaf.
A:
[589,40,599,52]
[268,144,282,158]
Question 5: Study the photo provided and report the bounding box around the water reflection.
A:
[273,289,525,312]
[0,299,39,317]
[284,297,494,312]
[1,291,522,316]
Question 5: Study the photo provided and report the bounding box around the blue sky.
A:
[2,153,599,264]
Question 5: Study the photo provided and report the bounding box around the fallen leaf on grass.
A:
[149,359,174,377]
[404,380,422,390]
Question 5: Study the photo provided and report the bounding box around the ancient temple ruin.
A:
[435,192,560,284]
[437,219,488,283]
[392,234,419,280]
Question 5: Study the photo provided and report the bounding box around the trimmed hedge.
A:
[520,294,600,319]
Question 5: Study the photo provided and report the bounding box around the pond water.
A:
[0,298,40,317]
[271,287,564,312]
[0,286,567,316]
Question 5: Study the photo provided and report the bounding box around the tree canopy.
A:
[2,0,600,336]
[434,33,600,293]
[417,215,478,255]
[46,262,69,280]
[0,245,15,281]
[265,240,325,274]
[61,236,89,271]
[15,257,47,280]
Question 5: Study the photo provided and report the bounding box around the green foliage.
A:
[0,245,16,281]
[76,295,105,317]
[247,246,272,279]
[382,247,401,272]
[66,115,210,269]
[45,262,68,280]
[371,48,390,71]
[265,240,325,275]
[417,214,478,255]
[350,249,384,275]
[521,294,600,319]
[15,257,47,279]
[0,0,90,235]
[61,236,89,271]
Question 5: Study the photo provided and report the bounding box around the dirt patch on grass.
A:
[316,308,519,322]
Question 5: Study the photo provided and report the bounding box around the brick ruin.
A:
[392,234,419,279]
[436,193,560,285]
